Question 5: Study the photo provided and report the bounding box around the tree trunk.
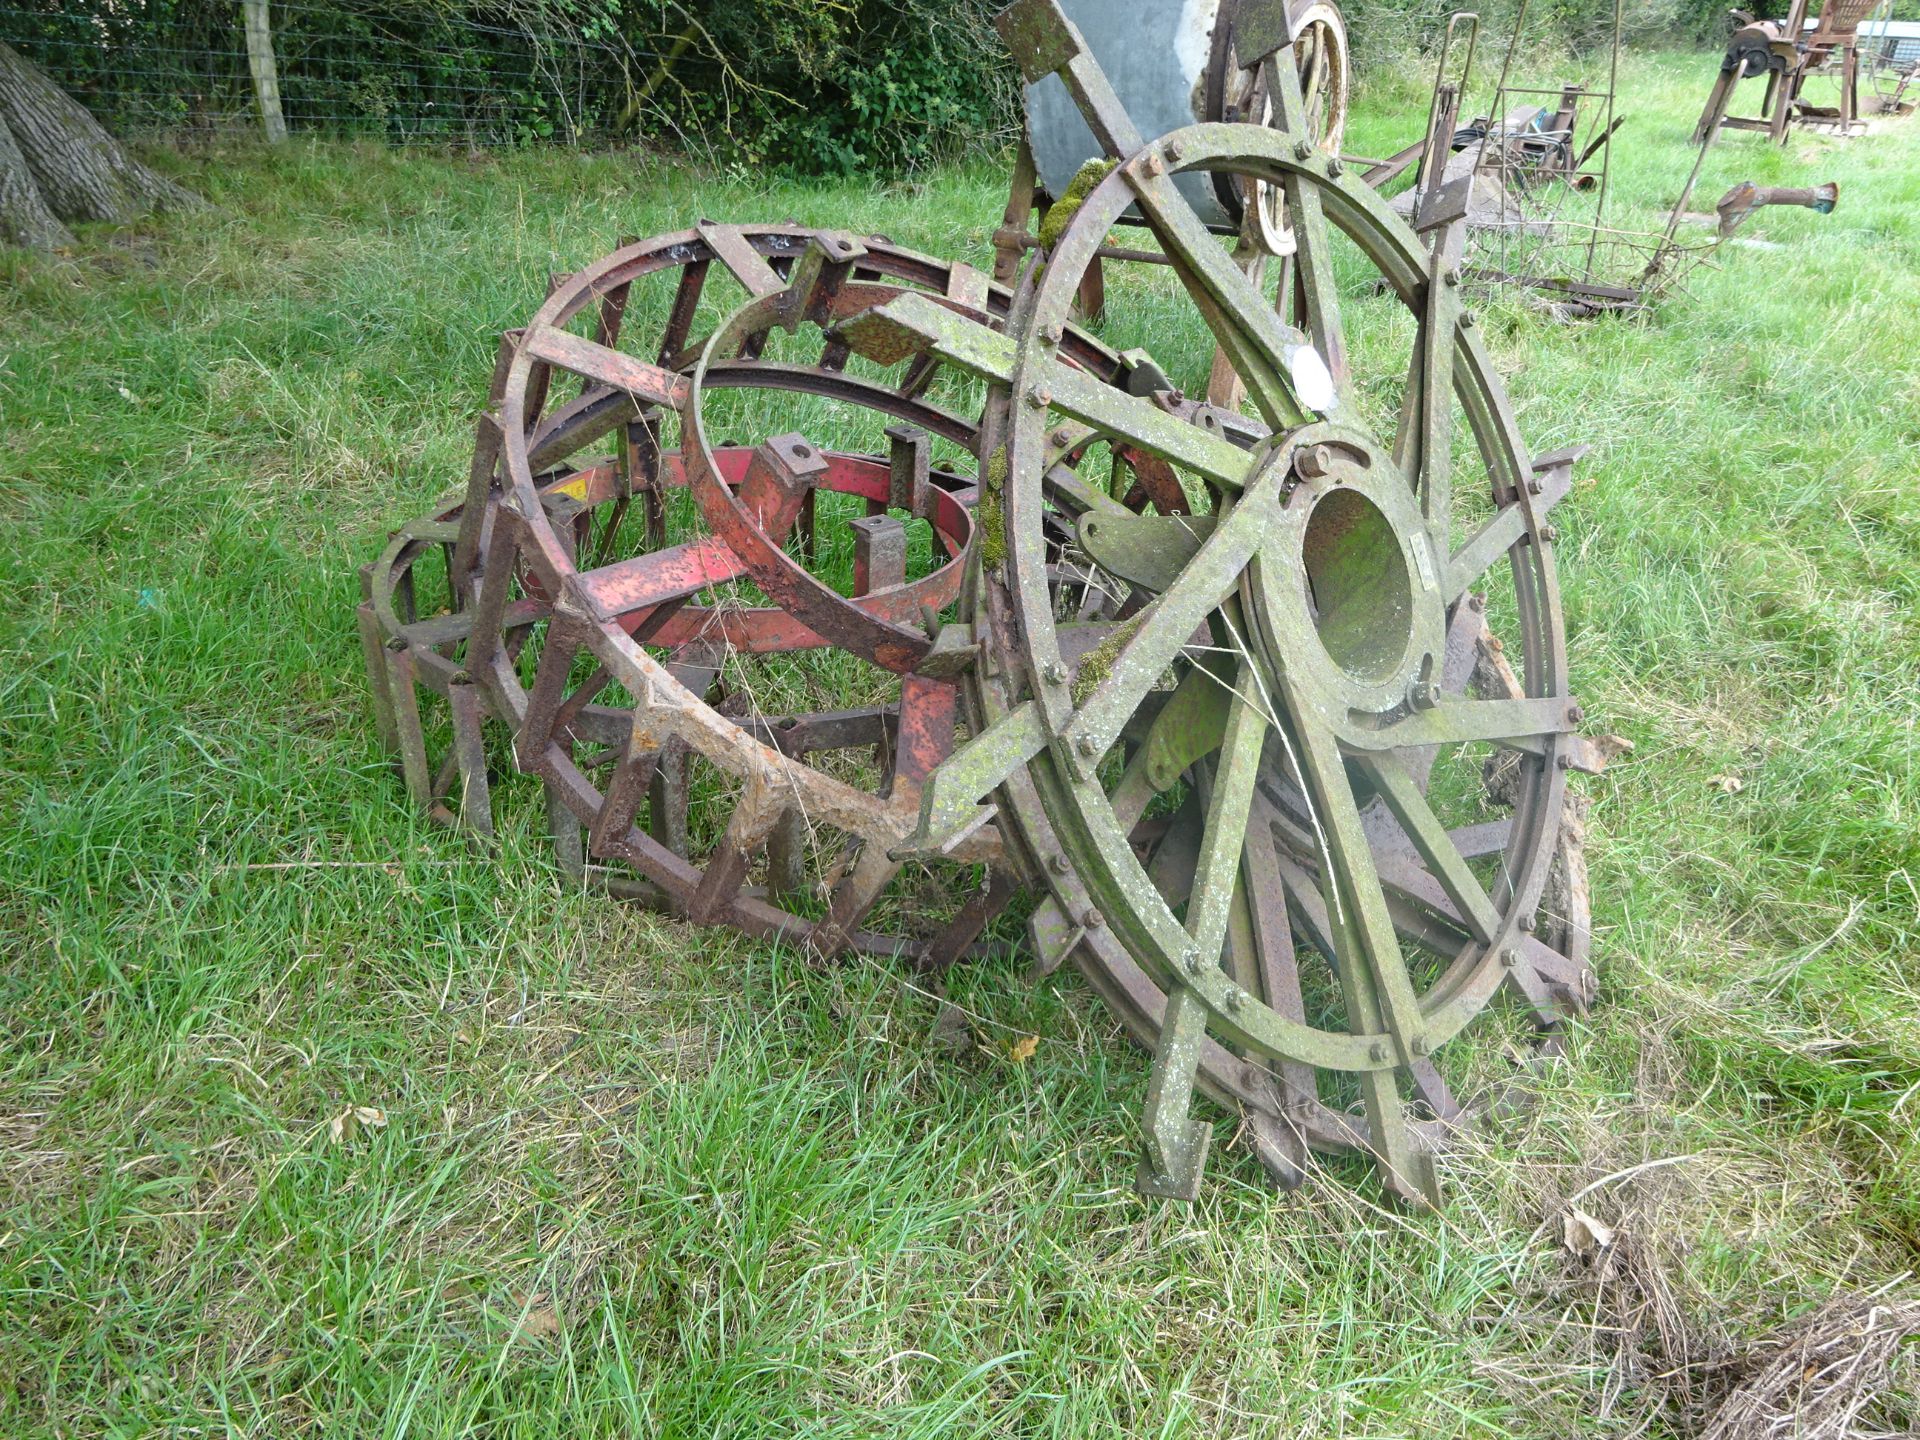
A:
[0,42,201,249]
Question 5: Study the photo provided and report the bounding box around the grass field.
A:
[4,46,1919,1438]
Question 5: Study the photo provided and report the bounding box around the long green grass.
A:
[3,49,1918,1437]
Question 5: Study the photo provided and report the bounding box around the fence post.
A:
[241,0,288,144]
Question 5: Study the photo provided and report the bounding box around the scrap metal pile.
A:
[359,0,1616,1207]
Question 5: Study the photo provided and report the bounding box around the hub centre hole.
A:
[1301,487,1414,684]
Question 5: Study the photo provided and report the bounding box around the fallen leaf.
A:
[1563,1205,1616,1259]
[327,1104,389,1144]
[1708,774,1744,794]
[1008,1034,1039,1064]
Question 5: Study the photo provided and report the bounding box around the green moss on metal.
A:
[1071,608,1144,708]
[976,445,1009,574]
[1035,158,1115,275]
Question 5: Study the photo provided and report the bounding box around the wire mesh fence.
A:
[0,1,655,146]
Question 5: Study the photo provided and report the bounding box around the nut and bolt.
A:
[1567,705,1584,723]
[1520,914,1537,933]
[1369,1041,1388,1063]
[1410,679,1438,711]
[1075,735,1099,758]
[1411,1037,1430,1057]
[1051,428,1072,448]
[1444,267,1461,287]
[1501,948,1520,969]
[1460,311,1478,329]
[1326,156,1344,177]
[1040,323,1063,345]
[1139,152,1163,177]
[1049,853,1071,875]
[1294,443,1334,479]
[1026,386,1052,410]
[1084,908,1105,929]
[1294,139,1314,160]
[1163,139,1183,163]
[1182,947,1203,976]
[1044,661,1069,686]
[1543,524,1560,543]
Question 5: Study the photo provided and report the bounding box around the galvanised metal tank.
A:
[1023,0,1348,232]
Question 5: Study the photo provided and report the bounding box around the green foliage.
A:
[643,0,1018,175]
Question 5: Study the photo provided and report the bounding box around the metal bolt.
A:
[1166,388,1186,405]
[385,635,408,653]
[1139,152,1163,177]
[1567,704,1584,724]
[1051,428,1072,448]
[1044,661,1068,686]
[1326,156,1344,177]
[1444,267,1461,287]
[1164,138,1183,163]
[1049,853,1070,875]
[1557,754,1573,770]
[1520,914,1537,933]
[1543,524,1560,543]
[449,669,472,686]
[1223,987,1243,1012]
[1527,476,1544,495]
[1182,947,1203,976]
[1411,1037,1430,1057]
[1075,735,1098,758]
[1027,386,1052,410]
[1294,139,1314,160]
[1501,948,1519,968]
[1468,593,1485,611]
[1040,323,1063,346]
[1369,1041,1388,1063]
[1294,443,1333,479]
[1084,908,1105,929]
[1410,679,1438,711]
[1460,311,1477,329]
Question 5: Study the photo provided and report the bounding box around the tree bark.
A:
[0,41,201,249]
[0,94,72,249]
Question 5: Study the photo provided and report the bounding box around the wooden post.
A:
[241,0,288,145]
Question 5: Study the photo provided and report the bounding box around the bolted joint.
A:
[1410,1036,1430,1057]
[1409,678,1439,711]
[1074,734,1099,758]
[1326,156,1344,178]
[1294,139,1314,161]
[1049,852,1071,875]
[1043,661,1069,686]
[1293,443,1334,480]
[1443,267,1462,287]
[1368,1041,1388,1063]
[1181,946,1203,977]
[1027,386,1053,410]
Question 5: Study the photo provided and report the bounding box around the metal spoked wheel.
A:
[867,4,1596,1204]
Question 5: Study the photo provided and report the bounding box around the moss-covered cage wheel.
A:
[871,0,1599,1204]
[360,223,1160,964]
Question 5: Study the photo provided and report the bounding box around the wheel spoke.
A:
[1183,662,1268,964]
[1360,753,1501,943]
[1443,449,1579,600]
[1265,54,1350,398]
[1059,485,1280,765]
[1349,695,1576,754]
[1122,163,1327,429]
[841,293,1257,490]
[523,327,690,411]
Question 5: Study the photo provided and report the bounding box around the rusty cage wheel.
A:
[362,223,1150,965]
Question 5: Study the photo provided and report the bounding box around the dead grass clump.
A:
[1695,1291,1920,1440]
